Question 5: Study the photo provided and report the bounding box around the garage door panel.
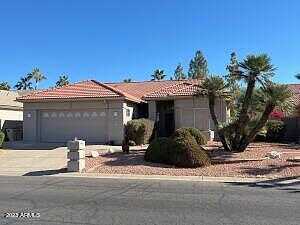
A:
[40,110,107,143]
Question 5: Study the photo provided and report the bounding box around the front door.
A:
[156,101,175,137]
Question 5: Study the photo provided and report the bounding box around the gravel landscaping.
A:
[86,142,300,178]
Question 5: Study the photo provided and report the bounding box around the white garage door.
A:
[40,110,107,143]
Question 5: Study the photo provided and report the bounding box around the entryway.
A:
[156,100,175,137]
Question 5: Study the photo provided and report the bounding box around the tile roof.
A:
[17,80,123,102]
[143,82,201,99]
[17,79,202,102]
[288,84,300,105]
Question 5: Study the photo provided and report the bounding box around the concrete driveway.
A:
[0,144,68,176]
[0,142,146,176]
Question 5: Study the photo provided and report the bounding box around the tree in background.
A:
[55,75,70,88]
[31,68,46,90]
[123,78,132,83]
[151,69,166,81]
[295,73,300,79]
[0,82,11,90]
[224,52,242,117]
[173,64,186,80]
[200,54,294,152]
[188,50,209,79]
[14,75,33,90]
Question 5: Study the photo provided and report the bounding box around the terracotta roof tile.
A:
[17,79,203,102]
[288,84,300,105]
[17,80,122,102]
[143,82,201,99]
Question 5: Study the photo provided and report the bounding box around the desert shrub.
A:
[175,127,207,145]
[170,130,211,167]
[0,132,5,148]
[145,129,211,168]
[265,120,285,142]
[144,137,172,163]
[124,119,154,145]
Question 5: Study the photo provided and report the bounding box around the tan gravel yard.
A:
[86,142,300,178]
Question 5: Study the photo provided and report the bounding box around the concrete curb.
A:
[54,172,268,183]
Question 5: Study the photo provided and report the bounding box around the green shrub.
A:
[145,129,211,168]
[265,120,285,142]
[170,130,211,167]
[125,119,155,145]
[0,132,5,148]
[144,137,172,163]
[175,127,208,145]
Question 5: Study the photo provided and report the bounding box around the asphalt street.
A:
[0,176,299,225]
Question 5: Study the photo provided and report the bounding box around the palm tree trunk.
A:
[237,102,275,152]
[233,76,256,145]
[208,94,231,151]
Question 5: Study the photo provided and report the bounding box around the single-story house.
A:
[17,79,229,144]
[0,90,24,131]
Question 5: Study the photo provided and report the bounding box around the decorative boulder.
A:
[266,151,282,159]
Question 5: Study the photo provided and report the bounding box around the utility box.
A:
[67,139,86,172]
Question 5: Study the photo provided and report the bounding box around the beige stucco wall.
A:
[147,96,227,134]
[174,97,227,131]
[23,100,127,144]
[0,109,23,129]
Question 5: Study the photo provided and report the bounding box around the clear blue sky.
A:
[0,0,299,88]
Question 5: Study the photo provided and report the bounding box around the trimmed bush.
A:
[170,130,211,167]
[0,132,5,148]
[145,129,211,168]
[144,137,172,163]
[266,120,285,142]
[174,127,207,145]
[124,119,154,145]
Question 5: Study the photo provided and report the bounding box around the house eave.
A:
[17,96,142,104]
[143,95,201,101]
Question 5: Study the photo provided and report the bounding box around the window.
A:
[42,113,49,118]
[91,112,98,118]
[75,112,81,118]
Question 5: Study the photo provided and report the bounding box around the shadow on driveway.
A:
[23,168,68,176]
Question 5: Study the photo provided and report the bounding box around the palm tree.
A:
[31,68,46,90]
[14,75,33,90]
[0,82,11,90]
[55,75,70,88]
[151,69,166,81]
[200,54,293,152]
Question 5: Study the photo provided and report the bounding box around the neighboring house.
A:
[17,80,229,144]
[0,90,24,130]
[283,84,300,142]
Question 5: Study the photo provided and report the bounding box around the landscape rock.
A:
[266,151,281,159]
[91,150,99,158]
